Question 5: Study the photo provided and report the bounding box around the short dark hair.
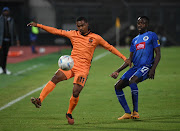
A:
[76,16,88,23]
[138,16,149,24]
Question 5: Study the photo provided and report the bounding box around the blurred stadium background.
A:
[0,0,179,47]
[0,1,180,130]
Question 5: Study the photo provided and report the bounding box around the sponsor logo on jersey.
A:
[143,36,149,41]
[136,42,146,50]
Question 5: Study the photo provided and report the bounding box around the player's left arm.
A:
[149,33,161,79]
[149,46,161,79]
[98,36,131,67]
[27,22,72,38]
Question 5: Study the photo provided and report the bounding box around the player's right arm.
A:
[110,52,133,79]
[27,22,71,37]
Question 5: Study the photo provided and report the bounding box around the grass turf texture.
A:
[0,47,180,131]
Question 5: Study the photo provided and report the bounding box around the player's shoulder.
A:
[63,30,79,36]
[65,30,76,33]
[89,31,102,39]
[90,31,99,36]
[132,35,139,42]
[147,31,158,36]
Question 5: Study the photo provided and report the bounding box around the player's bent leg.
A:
[31,69,68,108]
[72,83,84,97]
[129,75,139,85]
[115,79,131,118]
[51,69,68,84]
[114,78,128,91]
[129,76,139,115]
[39,81,56,103]
[40,70,67,101]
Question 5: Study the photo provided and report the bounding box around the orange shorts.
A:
[58,68,88,87]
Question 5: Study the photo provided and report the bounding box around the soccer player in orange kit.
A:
[27,16,131,125]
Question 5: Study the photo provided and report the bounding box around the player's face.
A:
[76,20,89,35]
[137,18,148,34]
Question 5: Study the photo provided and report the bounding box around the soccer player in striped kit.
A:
[111,16,161,120]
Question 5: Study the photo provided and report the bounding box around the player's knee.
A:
[129,80,135,85]
[129,76,139,85]
[114,79,128,90]
[129,79,138,85]
[73,84,83,98]
[114,83,123,91]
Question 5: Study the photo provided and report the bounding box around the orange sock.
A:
[39,81,56,102]
[67,95,79,114]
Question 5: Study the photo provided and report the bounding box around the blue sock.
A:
[115,89,131,114]
[129,83,138,112]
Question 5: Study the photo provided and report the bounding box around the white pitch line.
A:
[0,51,110,111]
[0,84,46,111]
[13,64,44,76]
[92,51,110,62]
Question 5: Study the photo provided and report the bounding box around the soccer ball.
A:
[58,55,74,71]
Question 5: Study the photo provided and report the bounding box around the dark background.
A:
[0,0,179,46]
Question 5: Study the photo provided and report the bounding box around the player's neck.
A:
[139,30,148,35]
[81,30,91,36]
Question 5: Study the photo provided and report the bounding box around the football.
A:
[58,55,74,71]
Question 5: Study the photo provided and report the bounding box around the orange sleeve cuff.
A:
[36,23,43,28]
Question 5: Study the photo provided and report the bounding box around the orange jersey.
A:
[37,24,127,73]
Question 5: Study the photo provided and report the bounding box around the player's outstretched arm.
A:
[149,47,161,79]
[110,61,129,79]
[27,22,65,36]
[98,37,131,65]
[110,52,133,79]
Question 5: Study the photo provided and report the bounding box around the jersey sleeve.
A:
[130,39,136,52]
[98,36,127,61]
[37,24,72,38]
[152,32,160,48]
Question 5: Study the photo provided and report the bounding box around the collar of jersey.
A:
[81,30,91,36]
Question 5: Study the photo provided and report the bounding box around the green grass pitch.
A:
[0,47,180,131]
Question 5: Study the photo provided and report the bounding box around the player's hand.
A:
[125,59,132,67]
[149,69,155,79]
[110,71,119,79]
[27,22,37,27]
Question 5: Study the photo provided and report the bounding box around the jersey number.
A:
[140,66,149,73]
[79,77,85,84]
